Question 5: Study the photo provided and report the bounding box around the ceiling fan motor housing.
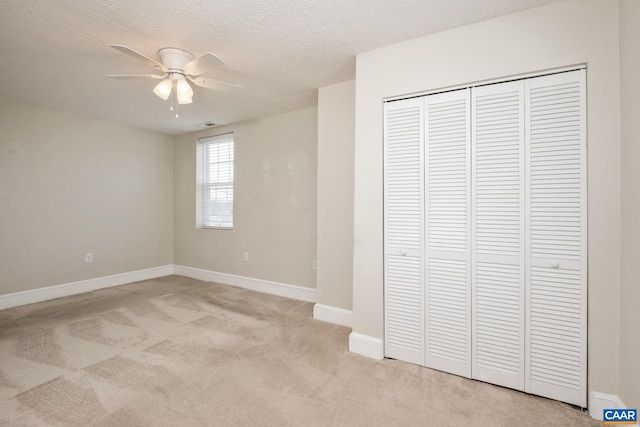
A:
[158,48,195,71]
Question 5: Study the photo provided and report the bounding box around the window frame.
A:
[196,133,235,230]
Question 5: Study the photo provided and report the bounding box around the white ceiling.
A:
[0,0,559,136]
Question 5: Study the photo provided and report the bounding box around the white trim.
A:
[589,391,637,422]
[0,265,174,310]
[0,264,317,310]
[173,265,316,303]
[349,332,384,360]
[313,304,352,327]
[384,64,587,103]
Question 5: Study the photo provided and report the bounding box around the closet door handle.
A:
[400,250,407,256]
[551,261,560,269]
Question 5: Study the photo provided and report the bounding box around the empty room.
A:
[0,0,638,425]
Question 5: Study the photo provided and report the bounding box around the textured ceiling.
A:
[0,0,559,135]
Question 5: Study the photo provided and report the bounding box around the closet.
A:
[383,69,586,407]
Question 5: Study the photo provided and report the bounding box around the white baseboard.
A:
[173,265,316,303]
[349,332,384,360]
[313,304,352,327]
[0,265,317,310]
[0,265,174,310]
[590,391,637,422]
[590,391,625,417]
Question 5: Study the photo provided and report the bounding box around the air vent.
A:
[196,121,216,128]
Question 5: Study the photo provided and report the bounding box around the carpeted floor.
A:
[0,275,599,426]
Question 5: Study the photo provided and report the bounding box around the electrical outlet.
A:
[313,260,317,270]
[85,252,93,263]
[243,251,249,262]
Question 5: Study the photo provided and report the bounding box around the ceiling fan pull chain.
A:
[173,90,180,119]
[170,88,176,117]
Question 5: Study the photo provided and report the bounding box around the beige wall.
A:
[352,0,621,397]
[619,0,640,410]
[317,80,355,310]
[0,96,174,295]
[174,107,318,288]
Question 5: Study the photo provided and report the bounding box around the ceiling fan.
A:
[108,45,240,110]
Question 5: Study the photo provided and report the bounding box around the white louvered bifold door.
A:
[382,69,586,408]
[384,97,425,365]
[524,69,587,407]
[424,89,472,377]
[471,82,526,391]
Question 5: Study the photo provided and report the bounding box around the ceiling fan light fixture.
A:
[153,78,173,100]
[177,95,193,105]
[176,78,194,104]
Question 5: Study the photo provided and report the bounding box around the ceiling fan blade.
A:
[189,76,241,92]
[110,44,166,71]
[108,74,165,79]
[183,52,225,76]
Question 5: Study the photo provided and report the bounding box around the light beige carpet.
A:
[0,275,599,426]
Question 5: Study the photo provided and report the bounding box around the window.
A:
[197,133,234,229]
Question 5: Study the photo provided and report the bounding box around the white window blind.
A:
[198,133,234,229]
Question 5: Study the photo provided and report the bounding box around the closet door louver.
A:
[471,81,526,391]
[384,98,425,365]
[424,90,472,377]
[525,69,587,407]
